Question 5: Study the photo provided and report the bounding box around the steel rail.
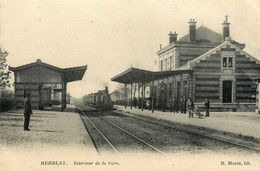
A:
[113,110,260,153]
[86,109,170,157]
[77,107,120,155]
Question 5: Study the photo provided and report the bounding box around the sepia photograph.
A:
[0,0,260,170]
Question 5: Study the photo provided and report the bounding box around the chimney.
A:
[105,86,108,94]
[169,31,178,44]
[222,15,230,42]
[188,19,197,42]
[160,44,162,49]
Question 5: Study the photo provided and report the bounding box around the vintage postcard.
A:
[0,0,260,170]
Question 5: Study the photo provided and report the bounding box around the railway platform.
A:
[46,104,77,112]
[0,108,98,170]
[115,105,260,139]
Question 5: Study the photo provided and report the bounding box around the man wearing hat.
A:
[24,93,33,131]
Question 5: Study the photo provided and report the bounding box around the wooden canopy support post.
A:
[138,84,140,108]
[61,82,67,111]
[133,83,136,108]
[180,74,183,99]
[152,77,154,113]
[125,83,127,108]
[144,84,146,99]
[130,83,133,109]
[141,83,144,111]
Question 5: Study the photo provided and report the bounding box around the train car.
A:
[83,86,113,110]
[83,93,95,106]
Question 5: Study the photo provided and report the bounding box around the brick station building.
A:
[253,73,260,114]
[112,16,260,112]
[9,59,87,111]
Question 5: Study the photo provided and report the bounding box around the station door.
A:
[223,81,232,103]
[41,88,51,107]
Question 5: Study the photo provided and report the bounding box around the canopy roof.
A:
[9,59,87,83]
[111,67,192,84]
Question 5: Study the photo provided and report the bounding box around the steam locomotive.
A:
[83,86,113,110]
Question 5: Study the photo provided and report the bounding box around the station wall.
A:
[14,66,63,109]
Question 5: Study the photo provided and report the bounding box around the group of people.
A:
[169,97,210,118]
[186,97,210,118]
[169,97,186,113]
[133,95,210,118]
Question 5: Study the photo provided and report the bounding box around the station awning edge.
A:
[111,67,193,84]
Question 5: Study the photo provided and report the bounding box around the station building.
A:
[9,59,87,111]
[111,16,260,112]
[253,73,260,114]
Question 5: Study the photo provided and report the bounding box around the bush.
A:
[0,90,15,112]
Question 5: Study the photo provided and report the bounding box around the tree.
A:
[0,48,14,111]
[0,89,15,112]
[0,48,11,91]
[114,84,131,105]
[117,84,130,99]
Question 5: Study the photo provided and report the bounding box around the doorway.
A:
[41,88,51,107]
[223,81,232,103]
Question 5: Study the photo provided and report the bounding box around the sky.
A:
[1,0,260,98]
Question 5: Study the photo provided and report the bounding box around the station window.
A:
[223,57,227,67]
[228,58,233,67]
[223,57,233,67]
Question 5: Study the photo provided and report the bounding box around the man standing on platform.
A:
[180,97,185,113]
[133,97,137,108]
[23,93,33,131]
[162,95,166,112]
[204,97,210,117]
[183,97,187,114]
[173,97,179,113]
[187,97,194,118]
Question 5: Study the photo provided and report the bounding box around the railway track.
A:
[77,106,169,157]
[113,110,260,154]
[76,105,260,155]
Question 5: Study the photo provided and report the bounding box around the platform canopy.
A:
[111,68,154,84]
[63,66,88,82]
[9,59,87,83]
[111,67,193,84]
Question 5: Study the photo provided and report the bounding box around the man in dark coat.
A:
[133,97,137,108]
[138,98,141,109]
[24,93,33,131]
[162,96,166,112]
[173,97,179,113]
[180,97,185,113]
[204,97,210,117]
[183,98,187,114]
[187,98,194,118]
